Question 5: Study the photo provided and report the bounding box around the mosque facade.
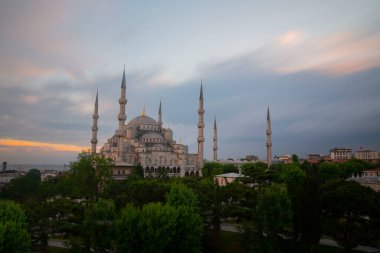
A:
[90,68,207,179]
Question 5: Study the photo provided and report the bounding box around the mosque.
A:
[90,68,212,179]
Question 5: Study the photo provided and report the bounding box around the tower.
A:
[213,117,218,161]
[118,66,127,129]
[197,82,205,168]
[158,100,162,129]
[266,106,272,167]
[91,90,99,154]
[116,67,127,161]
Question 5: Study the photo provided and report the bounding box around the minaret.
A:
[213,117,218,161]
[91,90,99,154]
[158,100,162,129]
[116,67,127,162]
[266,106,272,167]
[118,66,127,129]
[197,81,205,168]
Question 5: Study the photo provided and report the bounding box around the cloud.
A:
[259,29,380,75]
[277,30,305,46]
[22,95,40,105]
[148,72,185,87]
[0,138,88,152]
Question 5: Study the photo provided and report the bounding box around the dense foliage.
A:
[1,154,379,253]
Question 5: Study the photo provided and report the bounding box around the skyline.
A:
[1,1,380,164]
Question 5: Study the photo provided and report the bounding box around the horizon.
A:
[1,1,380,164]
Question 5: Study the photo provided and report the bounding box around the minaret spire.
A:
[266,106,272,168]
[197,81,205,169]
[158,99,162,129]
[91,90,99,154]
[116,67,127,162]
[118,66,127,128]
[213,116,218,161]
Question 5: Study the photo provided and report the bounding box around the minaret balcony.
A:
[118,114,126,121]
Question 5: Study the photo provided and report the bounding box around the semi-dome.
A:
[128,115,158,126]
[141,132,164,140]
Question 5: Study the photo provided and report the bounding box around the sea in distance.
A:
[5,164,69,172]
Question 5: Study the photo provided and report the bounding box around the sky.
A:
[0,0,380,164]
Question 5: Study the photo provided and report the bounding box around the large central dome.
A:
[128,115,158,126]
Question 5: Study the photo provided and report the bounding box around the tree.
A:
[320,180,379,253]
[166,183,199,209]
[132,163,144,178]
[0,169,41,202]
[128,179,169,206]
[202,162,224,177]
[318,162,340,182]
[116,203,177,253]
[338,159,370,179]
[83,200,116,252]
[247,185,292,253]
[292,154,300,164]
[166,183,203,253]
[280,163,306,250]
[219,181,251,220]
[242,162,274,191]
[221,164,239,174]
[171,205,203,253]
[0,201,31,253]
[115,204,140,253]
[68,152,113,201]
[298,176,321,253]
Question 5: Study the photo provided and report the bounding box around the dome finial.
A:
[141,105,146,116]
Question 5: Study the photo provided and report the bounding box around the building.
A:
[348,168,380,192]
[40,170,60,181]
[362,168,380,178]
[329,147,352,160]
[92,68,205,179]
[0,170,25,189]
[275,154,293,164]
[266,107,272,167]
[214,172,245,186]
[354,148,379,162]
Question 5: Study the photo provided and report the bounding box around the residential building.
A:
[330,147,352,160]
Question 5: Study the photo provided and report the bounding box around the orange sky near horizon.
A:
[0,138,88,152]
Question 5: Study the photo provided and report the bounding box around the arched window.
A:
[195,171,200,177]
[190,171,195,176]
[185,171,190,177]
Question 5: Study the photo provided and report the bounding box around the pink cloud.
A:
[22,95,40,104]
[262,29,380,75]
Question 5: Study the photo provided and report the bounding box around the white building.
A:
[214,172,245,186]
[329,147,352,160]
[354,148,379,161]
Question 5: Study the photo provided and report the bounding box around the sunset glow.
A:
[0,139,88,152]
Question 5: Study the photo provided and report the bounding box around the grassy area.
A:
[31,246,71,253]
[281,241,362,253]
[217,231,248,253]
[217,231,362,253]
[47,247,71,253]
